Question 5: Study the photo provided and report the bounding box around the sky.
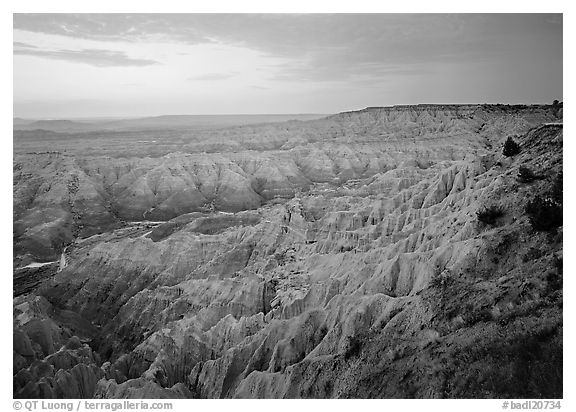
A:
[13,13,563,119]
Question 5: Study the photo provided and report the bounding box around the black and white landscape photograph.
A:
[12,11,564,402]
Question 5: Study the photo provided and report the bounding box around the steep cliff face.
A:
[13,105,562,398]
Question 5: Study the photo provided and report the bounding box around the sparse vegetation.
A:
[525,196,562,231]
[522,247,544,263]
[551,173,562,204]
[450,328,563,398]
[524,173,562,232]
[344,335,363,360]
[517,166,538,183]
[430,269,453,290]
[477,205,505,225]
[463,306,493,326]
[545,255,563,296]
[503,137,521,157]
[552,100,562,117]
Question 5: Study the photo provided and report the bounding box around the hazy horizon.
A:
[13,112,330,121]
[14,13,563,119]
[13,102,561,122]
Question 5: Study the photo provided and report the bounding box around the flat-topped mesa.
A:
[326,103,561,142]
[329,103,560,122]
[340,103,557,114]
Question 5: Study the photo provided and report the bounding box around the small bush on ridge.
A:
[477,205,505,225]
[517,166,538,183]
[503,137,521,157]
[525,196,562,231]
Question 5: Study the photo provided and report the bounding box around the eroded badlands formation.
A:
[13,105,563,398]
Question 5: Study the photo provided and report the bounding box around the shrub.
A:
[522,247,544,263]
[546,269,562,293]
[477,205,505,225]
[503,137,521,157]
[464,307,493,326]
[344,335,363,360]
[525,196,562,231]
[552,100,562,117]
[551,173,562,204]
[517,166,538,183]
[430,268,453,290]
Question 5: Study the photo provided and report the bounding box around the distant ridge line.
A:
[334,103,559,116]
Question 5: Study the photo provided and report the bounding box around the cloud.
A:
[187,72,238,81]
[13,41,38,49]
[14,14,562,82]
[13,47,160,67]
[267,61,433,83]
[13,13,211,44]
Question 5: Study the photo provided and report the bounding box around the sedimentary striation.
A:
[14,104,563,398]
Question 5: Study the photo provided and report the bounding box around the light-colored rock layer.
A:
[13,105,562,398]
